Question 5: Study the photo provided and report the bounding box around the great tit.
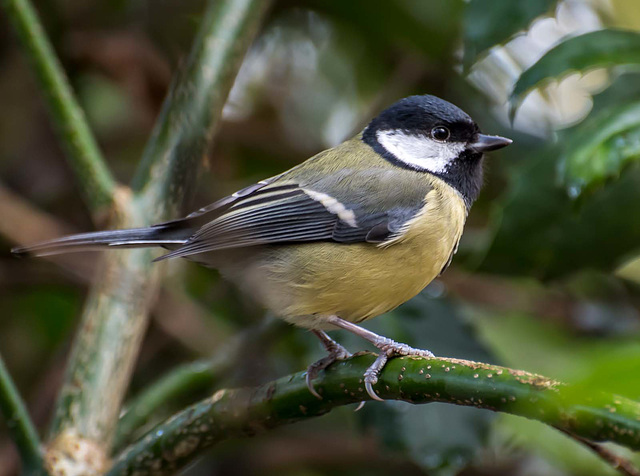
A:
[13,95,512,401]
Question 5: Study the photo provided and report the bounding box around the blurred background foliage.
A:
[3,0,640,474]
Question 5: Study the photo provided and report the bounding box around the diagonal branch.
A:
[558,429,640,476]
[132,0,272,220]
[44,0,272,474]
[1,0,117,215]
[108,354,640,476]
[0,354,44,476]
[113,318,283,452]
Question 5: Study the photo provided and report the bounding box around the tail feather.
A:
[11,224,191,257]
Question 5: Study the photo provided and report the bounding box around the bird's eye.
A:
[431,126,450,142]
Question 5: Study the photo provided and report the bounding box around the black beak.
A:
[470,134,512,153]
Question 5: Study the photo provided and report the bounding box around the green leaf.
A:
[302,0,463,62]
[463,0,557,69]
[472,311,638,383]
[511,29,640,116]
[480,151,640,279]
[560,102,640,195]
[479,73,640,278]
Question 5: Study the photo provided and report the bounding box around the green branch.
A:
[113,359,220,451]
[45,0,272,473]
[0,354,44,476]
[132,0,272,220]
[108,354,640,476]
[1,0,117,214]
[46,209,163,476]
[113,319,283,452]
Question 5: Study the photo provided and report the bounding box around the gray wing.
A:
[155,173,428,261]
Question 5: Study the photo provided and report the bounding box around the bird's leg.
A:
[306,329,352,399]
[326,315,434,401]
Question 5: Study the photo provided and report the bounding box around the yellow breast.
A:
[237,177,468,329]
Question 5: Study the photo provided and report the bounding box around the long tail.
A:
[11,223,192,257]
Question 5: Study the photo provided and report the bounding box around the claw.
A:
[365,380,384,401]
[363,352,388,401]
[306,330,352,399]
[305,371,323,399]
[308,318,436,404]
[354,401,366,412]
[363,337,434,402]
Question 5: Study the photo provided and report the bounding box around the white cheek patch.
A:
[376,129,466,173]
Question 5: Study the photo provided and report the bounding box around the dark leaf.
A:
[560,101,640,196]
[463,0,557,69]
[481,73,640,278]
[511,29,640,117]
[480,151,640,279]
[298,0,463,62]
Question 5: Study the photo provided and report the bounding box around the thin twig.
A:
[0,354,44,476]
[1,0,117,214]
[558,429,640,476]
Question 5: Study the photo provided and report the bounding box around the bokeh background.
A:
[3,0,640,474]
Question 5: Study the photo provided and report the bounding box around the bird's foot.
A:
[363,337,434,401]
[306,330,352,399]
[323,315,435,402]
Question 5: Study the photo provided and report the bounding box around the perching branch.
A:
[0,354,44,476]
[113,318,283,452]
[1,0,117,214]
[114,360,221,452]
[108,354,640,476]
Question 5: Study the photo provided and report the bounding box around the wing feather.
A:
[155,186,341,260]
[154,170,430,261]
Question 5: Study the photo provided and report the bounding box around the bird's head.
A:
[363,95,511,207]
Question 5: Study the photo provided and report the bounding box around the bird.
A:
[12,95,512,401]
